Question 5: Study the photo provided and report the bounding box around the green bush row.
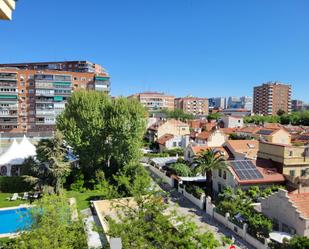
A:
[0,176,32,193]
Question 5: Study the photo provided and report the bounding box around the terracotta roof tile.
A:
[157,134,174,145]
[288,193,309,218]
[226,140,259,159]
[239,126,261,134]
[196,131,212,140]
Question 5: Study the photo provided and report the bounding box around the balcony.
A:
[0,82,17,87]
[0,111,18,117]
[36,98,54,103]
[35,120,56,125]
[0,119,18,125]
[0,104,18,110]
[0,95,18,102]
[36,109,55,116]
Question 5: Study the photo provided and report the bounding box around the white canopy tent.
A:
[0,136,36,176]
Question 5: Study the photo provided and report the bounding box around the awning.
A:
[269,231,292,243]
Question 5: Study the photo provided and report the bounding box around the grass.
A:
[0,193,28,208]
[65,190,103,211]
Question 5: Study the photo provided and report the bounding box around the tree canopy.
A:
[5,195,87,249]
[108,196,220,249]
[162,108,195,121]
[244,110,309,126]
[57,91,147,183]
[23,131,71,195]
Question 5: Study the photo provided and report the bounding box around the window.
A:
[289,170,295,177]
[20,82,25,86]
[182,128,186,131]
[301,169,307,177]
[219,169,222,177]
[20,89,25,94]
[223,171,227,180]
[218,183,222,192]
[29,82,34,86]
[173,142,177,147]
[289,151,293,157]
[29,89,34,94]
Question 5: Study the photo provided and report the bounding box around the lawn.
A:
[0,193,28,208]
[65,190,103,211]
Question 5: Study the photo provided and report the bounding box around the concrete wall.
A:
[221,116,244,128]
[260,189,309,236]
[205,197,268,249]
[148,165,174,187]
[178,185,205,209]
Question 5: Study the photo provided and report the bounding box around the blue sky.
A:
[0,0,308,100]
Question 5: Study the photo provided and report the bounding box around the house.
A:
[156,134,189,153]
[212,159,285,194]
[257,142,309,178]
[220,116,244,128]
[260,189,309,236]
[147,119,190,142]
[184,144,231,162]
[255,128,291,145]
[225,140,259,160]
[195,128,227,147]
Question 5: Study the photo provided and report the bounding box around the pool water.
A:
[0,207,32,234]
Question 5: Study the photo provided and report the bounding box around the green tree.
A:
[285,236,309,249]
[193,149,226,195]
[207,113,221,122]
[169,163,192,177]
[108,196,220,249]
[7,195,87,249]
[24,131,71,195]
[57,91,146,182]
[163,108,195,121]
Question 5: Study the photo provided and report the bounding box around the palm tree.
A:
[193,149,226,195]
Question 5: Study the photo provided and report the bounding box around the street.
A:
[146,166,255,249]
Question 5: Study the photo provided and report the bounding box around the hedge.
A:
[0,176,32,193]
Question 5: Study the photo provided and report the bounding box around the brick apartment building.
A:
[0,61,110,133]
[253,82,291,115]
[128,92,175,112]
[174,97,209,116]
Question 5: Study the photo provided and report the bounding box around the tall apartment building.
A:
[0,60,105,74]
[128,92,174,112]
[0,0,16,20]
[0,63,110,133]
[174,97,208,116]
[253,82,291,115]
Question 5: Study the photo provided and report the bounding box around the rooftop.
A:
[288,192,309,218]
[157,134,174,145]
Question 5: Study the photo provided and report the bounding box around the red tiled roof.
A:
[157,134,174,145]
[220,128,238,135]
[190,145,230,159]
[239,126,261,134]
[196,131,212,140]
[288,193,309,218]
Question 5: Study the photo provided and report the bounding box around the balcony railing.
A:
[36,110,56,116]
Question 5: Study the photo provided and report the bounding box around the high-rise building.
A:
[227,96,242,109]
[253,82,291,115]
[0,60,106,74]
[174,97,208,116]
[0,0,16,20]
[240,96,253,111]
[128,92,174,112]
[0,62,110,133]
[208,97,227,109]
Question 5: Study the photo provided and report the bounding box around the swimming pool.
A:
[0,207,32,234]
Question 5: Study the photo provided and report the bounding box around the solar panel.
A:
[230,160,263,180]
[257,129,274,135]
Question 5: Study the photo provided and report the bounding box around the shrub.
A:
[0,176,32,193]
[185,184,204,199]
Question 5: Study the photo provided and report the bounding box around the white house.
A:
[260,189,309,236]
[156,134,190,153]
[221,116,244,128]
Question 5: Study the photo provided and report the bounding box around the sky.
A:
[0,0,309,100]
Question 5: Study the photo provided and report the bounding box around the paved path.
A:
[146,166,255,249]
